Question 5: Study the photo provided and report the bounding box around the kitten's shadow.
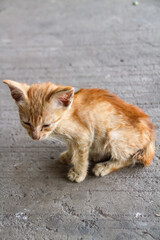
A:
[18,146,146,191]
[13,149,147,207]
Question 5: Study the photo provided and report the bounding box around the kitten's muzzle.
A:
[32,131,40,140]
[32,135,40,140]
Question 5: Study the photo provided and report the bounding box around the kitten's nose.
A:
[32,135,40,140]
[32,132,40,140]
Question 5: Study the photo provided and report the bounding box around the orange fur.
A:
[3,80,155,182]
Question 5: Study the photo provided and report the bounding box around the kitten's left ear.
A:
[48,86,74,108]
[3,80,29,105]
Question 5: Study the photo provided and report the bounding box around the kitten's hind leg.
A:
[59,151,71,164]
[93,159,132,177]
[59,143,72,165]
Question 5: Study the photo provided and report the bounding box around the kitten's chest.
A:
[50,129,72,144]
[51,134,66,143]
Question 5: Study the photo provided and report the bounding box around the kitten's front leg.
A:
[68,144,89,183]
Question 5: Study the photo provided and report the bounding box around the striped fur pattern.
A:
[3,80,155,182]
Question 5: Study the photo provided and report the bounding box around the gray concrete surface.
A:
[0,0,160,239]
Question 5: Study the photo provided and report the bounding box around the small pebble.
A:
[14,163,22,170]
[133,1,139,6]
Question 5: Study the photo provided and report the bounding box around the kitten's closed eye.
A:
[23,121,52,129]
[23,121,31,127]
[42,123,54,129]
[43,124,51,128]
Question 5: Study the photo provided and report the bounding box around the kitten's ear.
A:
[3,80,29,105]
[48,86,74,108]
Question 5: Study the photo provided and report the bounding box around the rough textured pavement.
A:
[0,0,160,239]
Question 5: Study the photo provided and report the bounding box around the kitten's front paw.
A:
[92,163,110,177]
[59,151,71,165]
[68,168,86,183]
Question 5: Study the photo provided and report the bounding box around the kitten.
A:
[3,80,155,183]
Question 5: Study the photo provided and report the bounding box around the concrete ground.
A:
[0,0,160,239]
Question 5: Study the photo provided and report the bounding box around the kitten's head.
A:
[3,80,74,140]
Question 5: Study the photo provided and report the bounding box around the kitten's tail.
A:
[133,141,155,166]
[136,118,155,166]
[142,141,155,166]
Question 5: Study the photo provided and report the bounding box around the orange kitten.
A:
[3,80,155,182]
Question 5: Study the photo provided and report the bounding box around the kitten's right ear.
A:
[3,80,29,105]
[47,86,74,109]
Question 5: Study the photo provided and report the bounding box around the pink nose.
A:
[32,134,40,140]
